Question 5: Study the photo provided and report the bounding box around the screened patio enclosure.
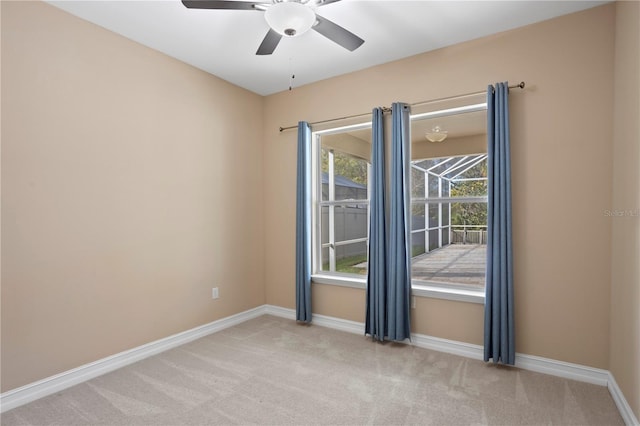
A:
[410,153,488,287]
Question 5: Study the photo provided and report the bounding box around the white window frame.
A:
[311,122,372,281]
[408,103,487,303]
[309,105,487,304]
[410,154,488,303]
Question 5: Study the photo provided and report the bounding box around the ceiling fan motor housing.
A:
[264,1,316,37]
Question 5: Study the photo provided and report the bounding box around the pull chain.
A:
[288,56,296,91]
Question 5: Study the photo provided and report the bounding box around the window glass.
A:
[334,241,368,275]
[411,154,487,288]
[315,125,371,276]
[333,205,368,243]
[332,152,368,201]
[410,105,487,289]
[320,147,330,202]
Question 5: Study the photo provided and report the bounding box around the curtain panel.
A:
[387,102,412,341]
[365,103,412,342]
[365,108,387,341]
[296,121,312,323]
[484,82,515,364]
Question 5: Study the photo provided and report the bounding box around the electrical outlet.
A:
[212,287,219,299]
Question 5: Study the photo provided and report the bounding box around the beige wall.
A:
[611,1,640,419]
[264,4,616,369]
[1,0,635,413]
[1,1,265,391]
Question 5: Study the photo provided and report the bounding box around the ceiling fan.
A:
[182,0,365,55]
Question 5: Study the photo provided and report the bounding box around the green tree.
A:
[450,161,487,227]
[321,149,367,185]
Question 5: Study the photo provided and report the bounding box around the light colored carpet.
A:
[1,315,623,425]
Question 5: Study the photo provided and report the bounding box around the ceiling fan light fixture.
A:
[264,2,316,37]
[426,126,448,143]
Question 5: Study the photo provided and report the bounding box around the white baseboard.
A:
[0,305,267,413]
[265,305,637,425]
[2,304,638,426]
[411,333,485,360]
[515,352,609,386]
[608,372,640,426]
[264,304,365,335]
[266,306,486,361]
[263,304,297,320]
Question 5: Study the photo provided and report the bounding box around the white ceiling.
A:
[48,0,608,96]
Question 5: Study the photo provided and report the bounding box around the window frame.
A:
[311,122,372,280]
[309,105,487,305]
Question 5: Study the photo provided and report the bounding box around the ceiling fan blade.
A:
[313,15,364,52]
[181,0,263,10]
[256,29,282,55]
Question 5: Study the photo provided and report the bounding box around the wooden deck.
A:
[412,244,486,287]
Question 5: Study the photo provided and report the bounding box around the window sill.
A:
[311,274,367,289]
[411,284,484,304]
[311,274,485,304]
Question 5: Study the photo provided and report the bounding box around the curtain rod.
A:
[278,81,525,132]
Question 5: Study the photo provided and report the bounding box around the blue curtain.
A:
[365,108,387,341]
[296,121,312,323]
[484,82,515,364]
[387,102,412,341]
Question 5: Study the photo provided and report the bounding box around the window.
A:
[410,105,488,292]
[310,101,487,303]
[313,123,371,277]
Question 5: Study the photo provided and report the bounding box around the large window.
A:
[410,105,488,290]
[313,124,371,277]
[310,101,487,302]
